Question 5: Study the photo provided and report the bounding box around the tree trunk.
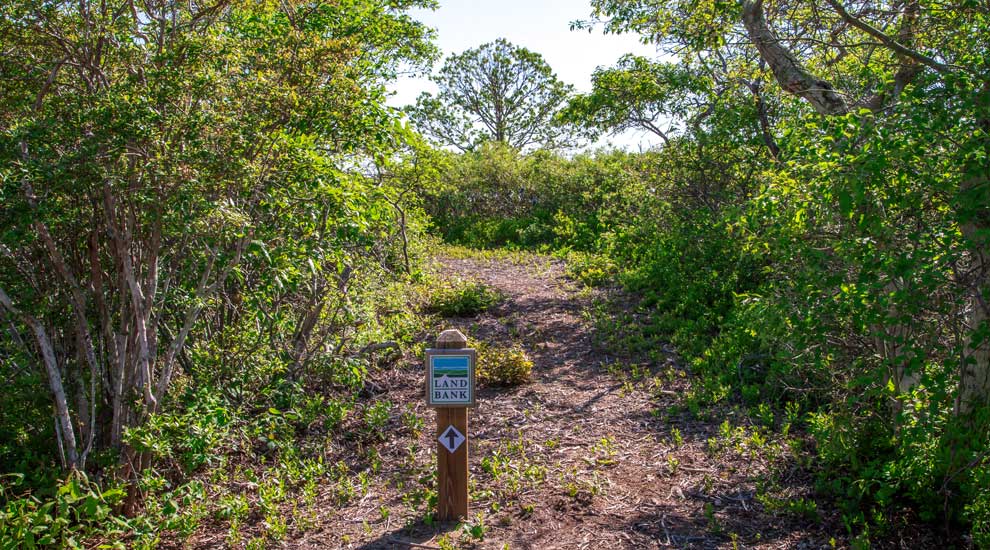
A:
[956,81,990,415]
[875,280,921,417]
[958,291,990,415]
[0,288,81,469]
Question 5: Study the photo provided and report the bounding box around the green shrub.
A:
[124,388,233,472]
[562,250,617,287]
[361,400,393,440]
[444,216,551,249]
[427,278,503,317]
[0,472,127,549]
[477,343,533,386]
[419,143,637,252]
[967,465,990,549]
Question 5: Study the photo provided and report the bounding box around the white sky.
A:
[388,0,665,151]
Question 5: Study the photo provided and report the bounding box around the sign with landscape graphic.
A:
[425,349,476,407]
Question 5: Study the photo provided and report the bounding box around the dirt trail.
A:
[301,253,834,549]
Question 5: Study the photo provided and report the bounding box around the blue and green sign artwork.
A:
[426,350,476,407]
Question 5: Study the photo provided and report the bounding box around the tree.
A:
[560,55,711,146]
[407,38,577,151]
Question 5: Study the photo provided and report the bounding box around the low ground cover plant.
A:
[427,278,504,317]
[476,343,534,387]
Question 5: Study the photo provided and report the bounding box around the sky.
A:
[388,0,665,151]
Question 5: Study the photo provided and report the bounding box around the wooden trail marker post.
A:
[426,329,476,521]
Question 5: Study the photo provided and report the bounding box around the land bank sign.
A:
[425,349,476,407]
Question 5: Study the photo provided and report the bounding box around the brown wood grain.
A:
[435,329,469,521]
[436,407,468,521]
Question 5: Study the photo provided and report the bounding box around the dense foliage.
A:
[2,0,989,546]
[425,118,990,544]
[0,0,438,544]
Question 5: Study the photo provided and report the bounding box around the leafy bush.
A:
[477,344,534,386]
[0,473,127,549]
[967,465,990,549]
[124,389,233,473]
[415,142,639,251]
[562,251,617,287]
[444,216,549,249]
[361,400,394,440]
[427,278,504,317]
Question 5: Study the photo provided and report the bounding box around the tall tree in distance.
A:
[407,38,577,151]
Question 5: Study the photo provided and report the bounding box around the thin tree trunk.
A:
[956,180,990,415]
[32,323,79,468]
[958,293,990,415]
[875,279,921,417]
[110,332,127,448]
[103,185,157,412]
[746,70,780,160]
[956,81,990,415]
[0,288,81,468]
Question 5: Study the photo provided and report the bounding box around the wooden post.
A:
[435,329,469,521]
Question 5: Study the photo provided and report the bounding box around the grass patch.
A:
[439,244,549,266]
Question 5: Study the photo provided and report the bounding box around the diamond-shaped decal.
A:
[439,425,465,453]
